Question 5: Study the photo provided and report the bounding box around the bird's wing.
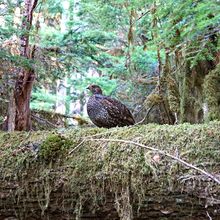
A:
[98,96,135,125]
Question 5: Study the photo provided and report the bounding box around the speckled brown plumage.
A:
[87,85,135,128]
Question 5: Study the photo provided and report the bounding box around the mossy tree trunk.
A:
[203,63,220,121]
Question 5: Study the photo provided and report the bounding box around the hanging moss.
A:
[167,75,180,113]
[175,59,206,124]
[203,63,220,121]
[144,93,163,107]
[179,63,191,123]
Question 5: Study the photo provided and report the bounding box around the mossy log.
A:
[0,123,220,220]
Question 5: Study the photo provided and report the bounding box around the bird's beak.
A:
[86,86,90,90]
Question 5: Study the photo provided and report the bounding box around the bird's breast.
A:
[87,97,109,120]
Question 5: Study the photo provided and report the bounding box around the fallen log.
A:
[0,122,220,219]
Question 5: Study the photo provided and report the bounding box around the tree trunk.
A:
[14,68,35,130]
[4,0,38,131]
[5,91,16,132]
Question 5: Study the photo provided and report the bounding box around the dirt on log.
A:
[0,123,220,220]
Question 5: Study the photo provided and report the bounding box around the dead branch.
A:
[62,114,89,125]
[135,105,155,125]
[31,114,58,128]
[69,140,86,155]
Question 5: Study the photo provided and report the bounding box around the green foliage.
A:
[132,46,158,74]
[39,28,63,47]
[31,89,58,111]
[72,76,117,96]
[30,0,220,119]
[1,0,219,124]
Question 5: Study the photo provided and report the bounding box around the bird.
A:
[86,84,135,128]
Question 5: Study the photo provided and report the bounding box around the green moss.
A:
[179,65,191,123]
[0,123,220,217]
[174,60,205,123]
[39,134,72,160]
[203,63,220,121]
[167,75,180,113]
[144,93,163,107]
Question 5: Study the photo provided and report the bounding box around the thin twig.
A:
[135,10,150,23]
[135,105,155,125]
[69,140,85,155]
[206,211,212,220]
[31,114,58,128]
[84,138,220,185]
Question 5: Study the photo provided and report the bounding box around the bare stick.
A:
[206,211,212,220]
[84,138,220,185]
[135,105,155,125]
[135,10,150,22]
[69,140,85,155]
[31,114,58,128]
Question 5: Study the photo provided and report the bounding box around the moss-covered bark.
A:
[0,123,220,219]
[203,63,220,121]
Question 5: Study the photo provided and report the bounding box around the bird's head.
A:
[87,84,103,95]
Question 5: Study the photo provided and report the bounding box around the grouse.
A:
[87,84,135,128]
